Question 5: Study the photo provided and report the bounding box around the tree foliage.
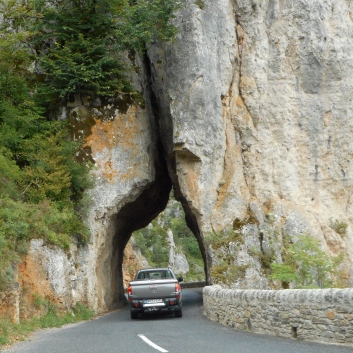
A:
[133,220,169,267]
[132,197,204,280]
[0,0,179,290]
[270,235,344,289]
[29,0,179,100]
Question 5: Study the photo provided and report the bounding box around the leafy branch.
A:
[270,235,345,289]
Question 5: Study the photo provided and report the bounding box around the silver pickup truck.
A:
[127,268,183,319]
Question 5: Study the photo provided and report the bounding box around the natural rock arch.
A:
[109,163,210,308]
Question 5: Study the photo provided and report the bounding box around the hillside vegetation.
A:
[131,196,205,281]
[0,0,179,291]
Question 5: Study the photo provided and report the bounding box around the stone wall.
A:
[203,285,353,345]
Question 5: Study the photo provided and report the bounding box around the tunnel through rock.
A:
[108,134,209,308]
[102,54,209,309]
[111,175,208,308]
[110,154,172,307]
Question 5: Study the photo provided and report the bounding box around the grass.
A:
[0,302,94,349]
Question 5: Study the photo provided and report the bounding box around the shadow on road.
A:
[131,287,203,321]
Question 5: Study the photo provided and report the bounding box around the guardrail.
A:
[203,285,353,346]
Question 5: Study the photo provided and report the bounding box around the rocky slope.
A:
[4,0,353,319]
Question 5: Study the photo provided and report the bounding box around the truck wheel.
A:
[175,308,182,318]
[130,311,138,319]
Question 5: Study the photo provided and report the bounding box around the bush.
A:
[0,198,90,290]
[204,227,243,249]
[0,11,93,291]
[133,223,169,267]
[270,235,345,288]
[330,219,348,236]
[27,0,180,101]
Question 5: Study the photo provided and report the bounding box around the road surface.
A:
[4,288,352,353]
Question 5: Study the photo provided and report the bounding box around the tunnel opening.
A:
[108,129,209,307]
[105,53,209,309]
[110,159,209,308]
[110,145,172,307]
[122,190,207,290]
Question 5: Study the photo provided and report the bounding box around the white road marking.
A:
[138,334,168,352]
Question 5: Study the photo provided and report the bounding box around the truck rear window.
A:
[136,270,173,280]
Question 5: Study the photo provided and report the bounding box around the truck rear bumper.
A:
[130,298,181,312]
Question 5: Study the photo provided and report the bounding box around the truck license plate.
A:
[145,299,163,304]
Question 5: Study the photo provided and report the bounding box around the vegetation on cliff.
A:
[206,221,345,289]
[0,29,92,290]
[0,0,179,291]
[270,234,345,289]
[131,196,205,281]
[2,0,178,103]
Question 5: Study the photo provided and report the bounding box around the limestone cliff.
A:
[5,0,353,317]
[122,242,149,289]
[149,0,353,288]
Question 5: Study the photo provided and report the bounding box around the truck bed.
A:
[129,278,178,300]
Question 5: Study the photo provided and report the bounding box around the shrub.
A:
[195,0,205,10]
[204,227,243,249]
[28,0,180,101]
[270,234,345,288]
[330,218,348,236]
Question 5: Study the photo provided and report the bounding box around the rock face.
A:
[149,0,353,287]
[13,54,173,315]
[9,0,353,317]
[167,229,190,275]
[18,239,85,317]
[70,54,173,311]
[122,242,149,289]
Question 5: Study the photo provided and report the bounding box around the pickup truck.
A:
[127,268,183,319]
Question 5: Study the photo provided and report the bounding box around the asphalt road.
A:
[4,288,353,353]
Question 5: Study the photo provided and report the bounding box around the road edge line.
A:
[138,334,168,352]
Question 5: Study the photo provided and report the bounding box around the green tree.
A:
[0,0,180,291]
[29,0,179,101]
[270,235,344,288]
[0,13,91,290]
[0,149,21,198]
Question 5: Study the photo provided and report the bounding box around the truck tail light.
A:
[128,286,132,302]
[175,283,181,299]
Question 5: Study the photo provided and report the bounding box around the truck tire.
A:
[175,305,182,318]
[130,310,138,319]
